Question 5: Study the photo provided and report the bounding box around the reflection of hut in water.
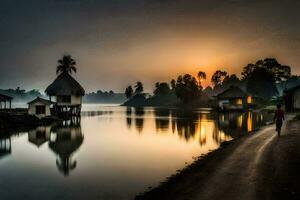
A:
[49,123,84,176]
[28,126,51,147]
[0,136,11,160]
[217,112,254,138]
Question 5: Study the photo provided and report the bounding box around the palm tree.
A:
[56,55,77,75]
[134,81,144,94]
[125,86,134,99]
[197,71,206,88]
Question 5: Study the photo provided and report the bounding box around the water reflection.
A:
[26,119,84,176]
[134,107,145,133]
[0,135,11,160]
[49,120,84,176]
[126,108,272,146]
[0,106,274,200]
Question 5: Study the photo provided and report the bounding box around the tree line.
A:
[124,58,299,104]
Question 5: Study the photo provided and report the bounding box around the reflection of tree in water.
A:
[126,107,132,129]
[134,107,145,133]
[49,118,84,176]
[154,109,170,132]
[172,110,199,141]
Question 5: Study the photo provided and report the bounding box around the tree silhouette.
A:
[197,71,206,89]
[211,70,227,87]
[241,58,291,82]
[175,74,200,104]
[56,55,77,75]
[246,67,278,99]
[170,79,176,90]
[125,86,133,99]
[154,82,170,96]
[134,81,144,94]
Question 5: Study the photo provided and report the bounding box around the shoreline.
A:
[135,116,299,200]
[135,132,252,199]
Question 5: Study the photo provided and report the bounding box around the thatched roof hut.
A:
[45,72,85,96]
[215,86,249,99]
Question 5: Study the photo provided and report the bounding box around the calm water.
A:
[0,105,272,200]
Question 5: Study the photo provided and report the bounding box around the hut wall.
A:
[56,95,81,106]
[28,102,51,118]
[293,89,300,109]
[71,96,81,105]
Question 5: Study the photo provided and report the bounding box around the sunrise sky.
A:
[1,0,300,92]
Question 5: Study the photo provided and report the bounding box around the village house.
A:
[0,93,13,109]
[45,72,85,117]
[284,84,300,111]
[28,97,53,119]
[215,86,254,111]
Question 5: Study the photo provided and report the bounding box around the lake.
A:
[0,105,273,200]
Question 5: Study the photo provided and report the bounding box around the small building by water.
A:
[45,72,85,117]
[0,93,13,109]
[284,84,300,111]
[215,86,254,111]
[28,97,53,118]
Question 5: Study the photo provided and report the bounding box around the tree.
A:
[175,74,200,104]
[241,58,291,82]
[222,74,241,88]
[241,63,256,80]
[134,81,144,94]
[197,71,206,89]
[154,82,170,96]
[125,86,133,99]
[246,67,278,99]
[170,79,176,90]
[211,70,227,87]
[56,54,77,75]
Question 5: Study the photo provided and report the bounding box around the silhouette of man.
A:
[274,104,285,136]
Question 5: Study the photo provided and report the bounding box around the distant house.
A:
[28,97,53,118]
[45,72,85,117]
[284,84,300,111]
[0,93,13,109]
[215,86,254,111]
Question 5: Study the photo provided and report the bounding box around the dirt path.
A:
[136,118,300,200]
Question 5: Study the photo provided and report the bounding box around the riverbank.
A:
[0,109,61,133]
[136,115,300,200]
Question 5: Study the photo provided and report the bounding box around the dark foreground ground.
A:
[136,117,300,200]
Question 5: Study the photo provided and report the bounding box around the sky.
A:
[0,0,300,93]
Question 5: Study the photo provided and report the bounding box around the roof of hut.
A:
[0,93,13,101]
[215,86,249,99]
[284,84,300,94]
[45,72,85,96]
[27,97,54,105]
